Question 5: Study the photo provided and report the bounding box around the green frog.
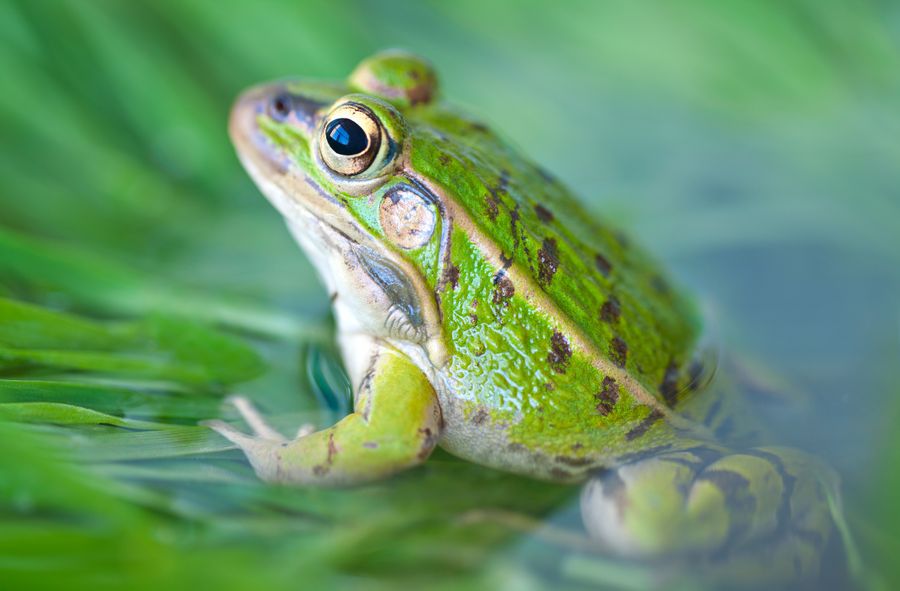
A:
[208,51,841,581]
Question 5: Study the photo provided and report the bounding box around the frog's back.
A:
[403,104,721,474]
[410,106,705,391]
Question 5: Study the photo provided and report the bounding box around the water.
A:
[0,1,898,589]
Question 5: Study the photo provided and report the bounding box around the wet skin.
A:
[208,51,841,581]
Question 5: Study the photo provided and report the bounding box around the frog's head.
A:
[230,51,457,364]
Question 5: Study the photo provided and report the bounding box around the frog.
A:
[206,50,842,581]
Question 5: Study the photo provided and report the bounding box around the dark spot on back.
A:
[492,271,515,305]
[547,331,572,374]
[499,252,513,269]
[537,237,560,285]
[438,153,451,166]
[496,170,510,192]
[659,361,680,406]
[609,337,628,368]
[485,171,510,223]
[599,296,621,323]
[594,253,612,277]
[469,121,489,133]
[508,206,522,251]
[507,442,527,453]
[485,193,499,221]
[625,409,663,441]
[594,376,619,416]
[509,208,521,236]
[534,204,555,223]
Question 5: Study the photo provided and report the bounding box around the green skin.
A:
[209,51,839,579]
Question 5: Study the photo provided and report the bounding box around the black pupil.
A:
[325,118,368,156]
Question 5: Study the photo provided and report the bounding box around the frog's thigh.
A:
[580,447,832,565]
[214,343,441,487]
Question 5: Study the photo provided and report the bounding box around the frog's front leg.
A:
[581,446,836,579]
[206,343,441,486]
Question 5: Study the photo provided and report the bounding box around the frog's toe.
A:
[202,419,255,446]
[202,417,289,482]
[225,394,287,442]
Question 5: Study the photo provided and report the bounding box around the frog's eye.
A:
[319,103,384,177]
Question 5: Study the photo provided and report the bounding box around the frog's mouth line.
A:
[237,144,380,260]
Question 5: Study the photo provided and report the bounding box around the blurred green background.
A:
[1,1,899,589]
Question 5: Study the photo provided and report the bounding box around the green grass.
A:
[1,1,899,589]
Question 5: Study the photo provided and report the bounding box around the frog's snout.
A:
[228,84,272,151]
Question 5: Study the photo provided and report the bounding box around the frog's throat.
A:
[240,151,448,369]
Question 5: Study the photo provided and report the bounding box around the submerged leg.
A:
[581,446,836,580]
[205,345,441,486]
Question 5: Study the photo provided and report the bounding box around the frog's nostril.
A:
[269,93,293,121]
